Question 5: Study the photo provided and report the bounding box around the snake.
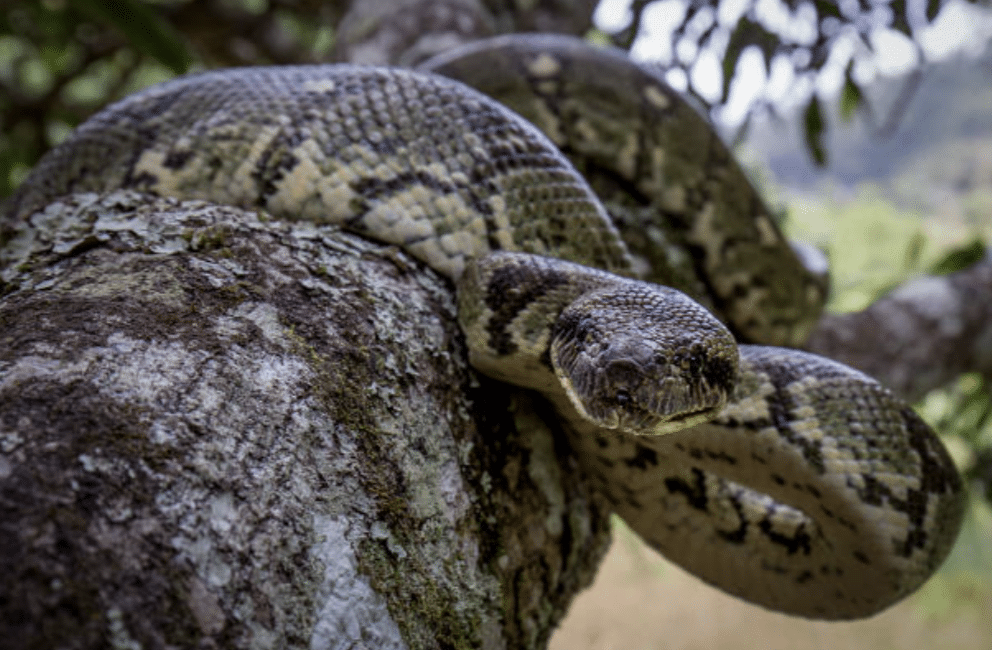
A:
[1,34,964,620]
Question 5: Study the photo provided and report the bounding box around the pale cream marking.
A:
[131,150,176,194]
[534,81,558,95]
[438,231,481,257]
[689,201,730,268]
[615,132,640,180]
[301,79,337,93]
[643,84,671,110]
[719,381,774,422]
[753,214,781,247]
[407,239,462,278]
[661,183,686,212]
[230,123,285,204]
[448,169,470,185]
[527,100,565,145]
[485,194,519,250]
[266,141,323,217]
[314,177,360,223]
[527,53,562,78]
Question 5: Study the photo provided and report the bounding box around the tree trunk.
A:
[0,191,611,649]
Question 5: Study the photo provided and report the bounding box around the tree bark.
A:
[805,256,992,402]
[0,191,611,649]
[333,0,599,66]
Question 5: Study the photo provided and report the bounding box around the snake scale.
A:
[1,34,964,620]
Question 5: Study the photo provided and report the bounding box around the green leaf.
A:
[929,239,987,275]
[803,98,827,166]
[722,18,777,101]
[68,0,191,74]
[890,0,912,34]
[839,71,862,122]
[814,0,842,20]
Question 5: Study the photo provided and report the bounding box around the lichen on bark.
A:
[0,190,611,649]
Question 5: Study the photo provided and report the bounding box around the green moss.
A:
[355,538,485,649]
[188,224,234,252]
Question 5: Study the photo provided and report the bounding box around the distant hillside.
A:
[743,44,992,203]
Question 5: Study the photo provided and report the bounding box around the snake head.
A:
[549,284,739,436]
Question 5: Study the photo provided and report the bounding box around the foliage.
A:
[0,0,337,198]
[603,0,988,165]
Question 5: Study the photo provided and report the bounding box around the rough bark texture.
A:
[0,191,611,649]
[806,257,992,401]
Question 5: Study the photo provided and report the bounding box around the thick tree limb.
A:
[0,191,610,649]
[806,257,992,401]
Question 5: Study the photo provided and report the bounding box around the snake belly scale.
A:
[1,36,964,619]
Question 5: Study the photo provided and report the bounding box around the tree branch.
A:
[0,191,611,649]
[806,255,992,401]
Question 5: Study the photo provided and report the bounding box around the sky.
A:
[593,0,992,126]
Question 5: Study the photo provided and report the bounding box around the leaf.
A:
[930,239,988,275]
[814,0,842,19]
[890,0,912,34]
[722,18,778,100]
[839,69,862,122]
[68,0,191,74]
[803,98,827,166]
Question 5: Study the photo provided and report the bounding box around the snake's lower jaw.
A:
[566,395,724,436]
[556,370,728,436]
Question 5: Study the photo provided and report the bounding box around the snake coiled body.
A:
[1,35,964,619]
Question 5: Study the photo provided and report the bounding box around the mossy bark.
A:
[0,191,611,649]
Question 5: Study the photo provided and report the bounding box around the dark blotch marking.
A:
[163,149,194,170]
[627,444,657,470]
[759,363,826,474]
[758,516,812,556]
[664,467,708,511]
[700,353,738,396]
[482,263,570,356]
[252,126,307,203]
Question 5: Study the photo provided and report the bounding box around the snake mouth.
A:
[625,403,720,436]
[671,405,718,422]
[606,395,721,436]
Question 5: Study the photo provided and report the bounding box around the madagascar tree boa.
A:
[1,33,964,619]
